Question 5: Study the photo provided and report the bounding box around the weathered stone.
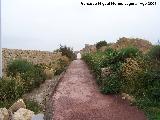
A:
[0,108,9,120]
[12,108,34,120]
[101,67,112,78]
[32,113,44,120]
[9,99,26,113]
[122,93,135,103]
[128,96,135,103]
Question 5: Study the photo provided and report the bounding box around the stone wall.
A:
[99,37,153,54]
[80,44,96,54]
[2,48,62,73]
[110,37,153,53]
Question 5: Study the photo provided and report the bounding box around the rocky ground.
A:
[22,73,65,120]
[0,72,65,120]
[23,76,60,108]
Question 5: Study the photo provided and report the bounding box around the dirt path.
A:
[52,60,147,120]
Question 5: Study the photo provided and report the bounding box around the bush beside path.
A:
[52,60,146,120]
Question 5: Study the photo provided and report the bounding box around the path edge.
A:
[43,67,67,120]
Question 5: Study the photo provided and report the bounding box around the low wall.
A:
[80,44,96,54]
[2,48,62,73]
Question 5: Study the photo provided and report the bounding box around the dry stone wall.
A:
[99,37,153,53]
[80,44,96,54]
[2,48,62,73]
[110,37,153,53]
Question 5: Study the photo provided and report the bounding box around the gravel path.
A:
[52,60,147,120]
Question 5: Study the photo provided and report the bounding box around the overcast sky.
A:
[2,0,160,51]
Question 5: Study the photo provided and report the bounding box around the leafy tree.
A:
[96,40,107,49]
[58,45,76,61]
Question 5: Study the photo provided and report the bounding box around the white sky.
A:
[2,0,160,51]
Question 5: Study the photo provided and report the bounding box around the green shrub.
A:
[120,58,142,94]
[143,70,160,100]
[58,45,76,61]
[96,40,107,49]
[118,46,140,61]
[148,45,160,61]
[104,48,118,63]
[124,68,160,102]
[83,43,160,120]
[0,99,16,109]
[102,48,123,71]
[135,93,160,120]
[0,59,47,110]
[30,64,46,88]
[7,59,34,77]
[82,52,107,79]
[103,47,140,65]
[54,59,66,75]
[25,100,43,114]
[0,77,24,101]
[104,48,116,56]
[6,59,46,92]
[101,73,121,94]
[0,59,47,108]
[83,47,142,94]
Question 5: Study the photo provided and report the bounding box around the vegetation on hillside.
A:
[82,40,160,120]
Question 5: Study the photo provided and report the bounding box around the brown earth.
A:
[52,60,147,120]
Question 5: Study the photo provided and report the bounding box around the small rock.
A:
[122,93,135,103]
[32,113,44,120]
[9,99,26,113]
[12,108,34,120]
[0,108,9,120]
[101,67,112,78]
[122,93,128,98]
[128,96,135,103]
[122,97,126,100]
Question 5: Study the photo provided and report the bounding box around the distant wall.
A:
[2,48,62,73]
[80,44,96,54]
[99,37,153,53]
[110,37,153,53]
